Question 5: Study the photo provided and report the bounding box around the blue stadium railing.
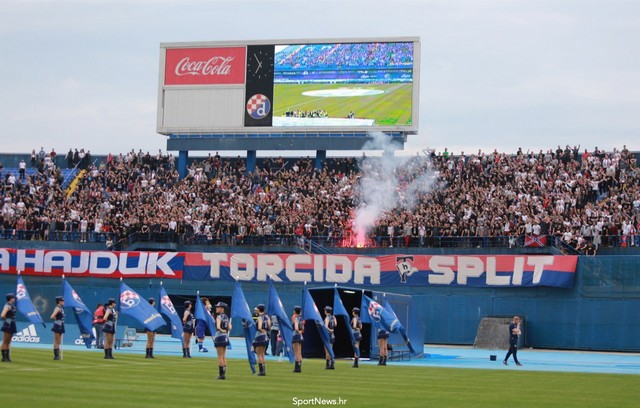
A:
[2,230,628,255]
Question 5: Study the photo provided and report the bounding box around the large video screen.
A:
[272,41,414,128]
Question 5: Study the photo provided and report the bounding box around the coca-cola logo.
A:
[175,56,235,77]
[164,47,246,85]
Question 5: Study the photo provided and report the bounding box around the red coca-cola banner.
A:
[164,47,246,85]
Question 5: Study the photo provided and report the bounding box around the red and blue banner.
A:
[0,249,577,289]
[0,249,182,278]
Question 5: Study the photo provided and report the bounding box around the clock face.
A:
[248,48,273,81]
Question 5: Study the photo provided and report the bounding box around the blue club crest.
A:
[120,290,140,309]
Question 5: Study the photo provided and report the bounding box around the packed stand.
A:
[275,42,413,69]
[1,145,638,254]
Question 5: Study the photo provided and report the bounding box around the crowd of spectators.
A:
[284,109,329,118]
[275,42,413,69]
[1,144,639,255]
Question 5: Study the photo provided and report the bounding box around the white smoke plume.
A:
[353,132,438,245]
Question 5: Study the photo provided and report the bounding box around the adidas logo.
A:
[75,336,96,346]
[12,324,41,343]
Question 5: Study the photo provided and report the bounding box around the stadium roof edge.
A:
[159,36,420,48]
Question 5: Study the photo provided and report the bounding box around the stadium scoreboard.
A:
[157,37,420,143]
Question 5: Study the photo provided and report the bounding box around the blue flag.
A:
[230,281,257,374]
[383,298,415,354]
[333,288,359,357]
[267,282,294,364]
[159,287,183,343]
[63,280,94,348]
[360,294,401,332]
[16,276,45,326]
[119,282,165,331]
[194,292,216,338]
[301,287,334,360]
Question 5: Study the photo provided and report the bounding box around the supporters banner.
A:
[0,249,183,278]
[182,253,577,289]
[0,249,577,288]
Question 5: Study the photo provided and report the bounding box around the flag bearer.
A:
[182,301,194,358]
[351,307,362,368]
[1,293,17,362]
[214,302,231,379]
[145,298,157,359]
[51,296,65,360]
[324,306,337,370]
[102,299,117,359]
[253,304,271,376]
[291,305,304,373]
[377,326,389,366]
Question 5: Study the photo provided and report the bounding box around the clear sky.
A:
[1,0,639,157]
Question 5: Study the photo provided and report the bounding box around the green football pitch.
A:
[273,83,413,126]
[2,349,636,408]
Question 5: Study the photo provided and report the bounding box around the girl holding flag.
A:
[324,306,337,370]
[102,299,117,359]
[145,298,156,359]
[51,296,65,360]
[291,305,304,373]
[195,297,211,353]
[1,293,17,362]
[253,304,271,376]
[351,307,362,368]
[182,301,194,358]
[214,302,231,379]
[377,327,389,366]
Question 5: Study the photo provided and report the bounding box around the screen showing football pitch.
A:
[272,41,415,129]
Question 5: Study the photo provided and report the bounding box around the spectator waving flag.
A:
[63,279,94,348]
[333,287,359,357]
[16,275,45,326]
[267,282,294,363]
[119,281,165,331]
[159,286,183,342]
[230,280,257,374]
[301,286,334,360]
[524,235,547,247]
[382,298,415,354]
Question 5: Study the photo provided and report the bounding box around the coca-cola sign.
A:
[164,47,246,85]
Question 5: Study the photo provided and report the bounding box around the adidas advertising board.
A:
[12,324,41,343]
[10,321,90,346]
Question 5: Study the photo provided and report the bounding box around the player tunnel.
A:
[303,287,424,360]
[302,287,373,359]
